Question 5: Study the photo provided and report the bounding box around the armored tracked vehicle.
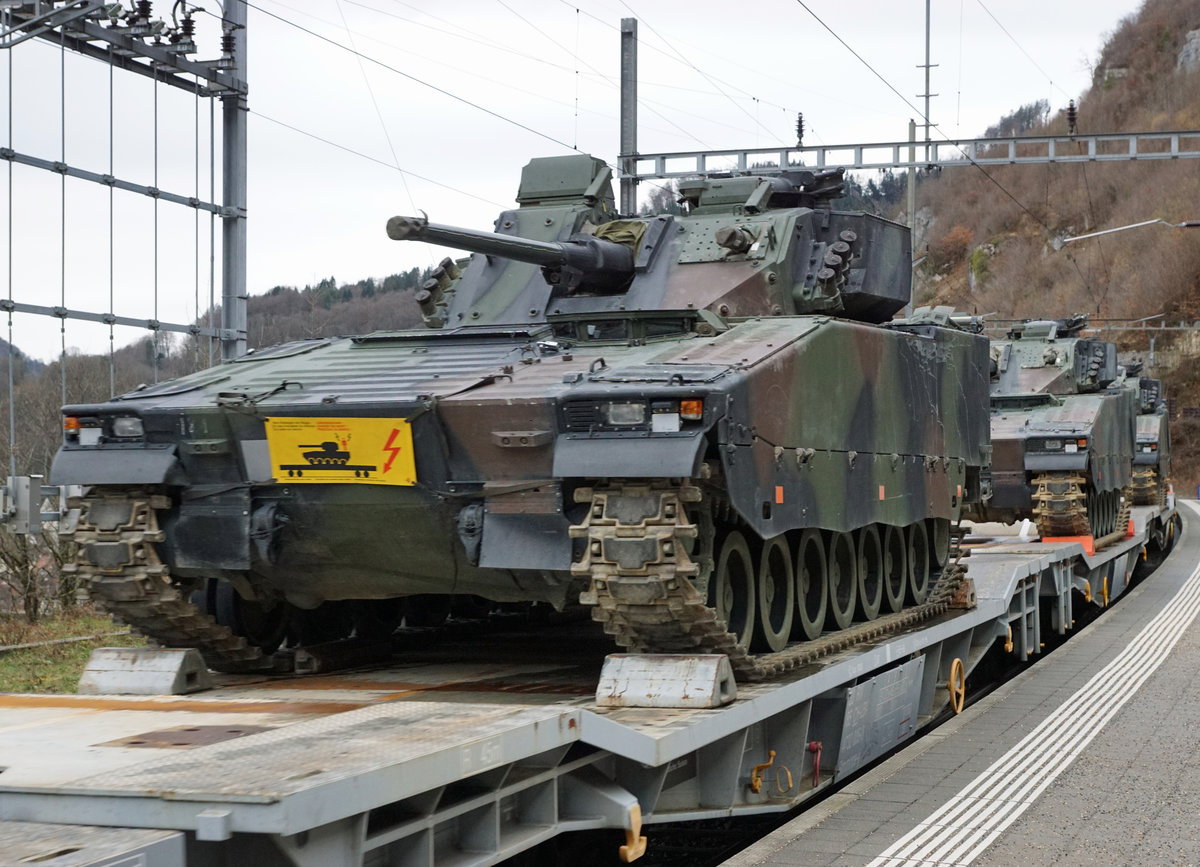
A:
[53,155,992,678]
[1125,367,1171,507]
[963,316,1135,540]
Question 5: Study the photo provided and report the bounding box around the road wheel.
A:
[881,524,907,613]
[928,517,951,571]
[856,525,884,621]
[907,521,931,604]
[754,534,794,652]
[710,530,756,652]
[826,531,858,630]
[795,529,828,641]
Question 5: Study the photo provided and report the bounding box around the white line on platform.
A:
[869,502,1199,867]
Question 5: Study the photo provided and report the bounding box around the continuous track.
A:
[69,481,971,682]
[63,488,270,672]
[1031,471,1132,540]
[571,480,970,681]
[1132,467,1168,508]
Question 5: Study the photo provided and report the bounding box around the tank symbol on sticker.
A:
[279,440,378,478]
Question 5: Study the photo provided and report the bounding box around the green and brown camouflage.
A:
[51,154,991,676]
[1121,364,1172,506]
[962,316,1135,538]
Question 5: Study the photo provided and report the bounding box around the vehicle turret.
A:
[990,317,1119,399]
[387,155,912,331]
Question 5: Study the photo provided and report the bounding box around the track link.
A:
[1132,467,1167,508]
[1031,472,1092,537]
[571,480,970,682]
[63,488,270,672]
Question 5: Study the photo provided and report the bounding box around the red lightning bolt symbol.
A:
[382,428,403,473]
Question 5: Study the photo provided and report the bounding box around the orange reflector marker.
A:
[775,486,784,504]
[957,484,962,498]
[679,399,703,421]
[1042,535,1095,557]
[1126,519,1135,538]
[878,485,885,501]
[63,416,81,430]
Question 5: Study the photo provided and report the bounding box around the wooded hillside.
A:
[909,0,1200,493]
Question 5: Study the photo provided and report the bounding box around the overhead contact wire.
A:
[249,111,503,208]
[792,0,1088,294]
[619,0,776,145]
[333,0,417,214]
[237,1,579,153]
[974,0,1073,101]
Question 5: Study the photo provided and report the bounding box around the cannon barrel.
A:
[386,214,635,293]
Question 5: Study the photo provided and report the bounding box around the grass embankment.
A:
[0,607,145,694]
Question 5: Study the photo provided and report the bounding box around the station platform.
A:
[725,500,1200,867]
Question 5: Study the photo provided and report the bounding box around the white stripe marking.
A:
[868,504,1197,866]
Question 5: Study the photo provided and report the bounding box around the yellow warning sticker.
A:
[264,417,416,485]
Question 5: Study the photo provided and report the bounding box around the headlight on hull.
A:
[604,402,646,426]
[562,397,707,433]
[62,414,144,444]
[110,417,145,439]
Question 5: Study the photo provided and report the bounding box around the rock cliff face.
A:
[1179,29,1200,72]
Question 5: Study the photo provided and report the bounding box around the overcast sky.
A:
[0,0,1143,360]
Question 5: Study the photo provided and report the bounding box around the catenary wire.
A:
[974,0,1073,102]
[333,0,419,215]
[791,0,1091,293]
[249,110,506,208]
[231,2,580,153]
[492,0,711,149]
[620,0,780,144]
[240,3,677,208]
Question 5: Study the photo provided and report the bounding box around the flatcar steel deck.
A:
[0,503,1180,866]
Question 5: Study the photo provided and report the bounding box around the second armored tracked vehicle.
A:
[53,155,992,678]
[963,316,1135,540]
[1127,368,1171,507]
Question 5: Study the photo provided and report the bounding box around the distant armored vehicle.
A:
[1126,368,1171,507]
[53,154,991,678]
[963,316,1134,539]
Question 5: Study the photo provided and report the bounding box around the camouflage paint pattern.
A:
[53,155,991,615]
[963,319,1134,521]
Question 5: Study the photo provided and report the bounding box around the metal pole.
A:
[924,0,931,159]
[221,0,248,361]
[907,118,916,317]
[619,17,637,216]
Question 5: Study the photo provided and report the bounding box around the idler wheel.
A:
[754,534,795,653]
[826,531,858,631]
[856,524,884,622]
[881,524,908,613]
[794,529,828,640]
[711,530,756,652]
[906,521,931,605]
